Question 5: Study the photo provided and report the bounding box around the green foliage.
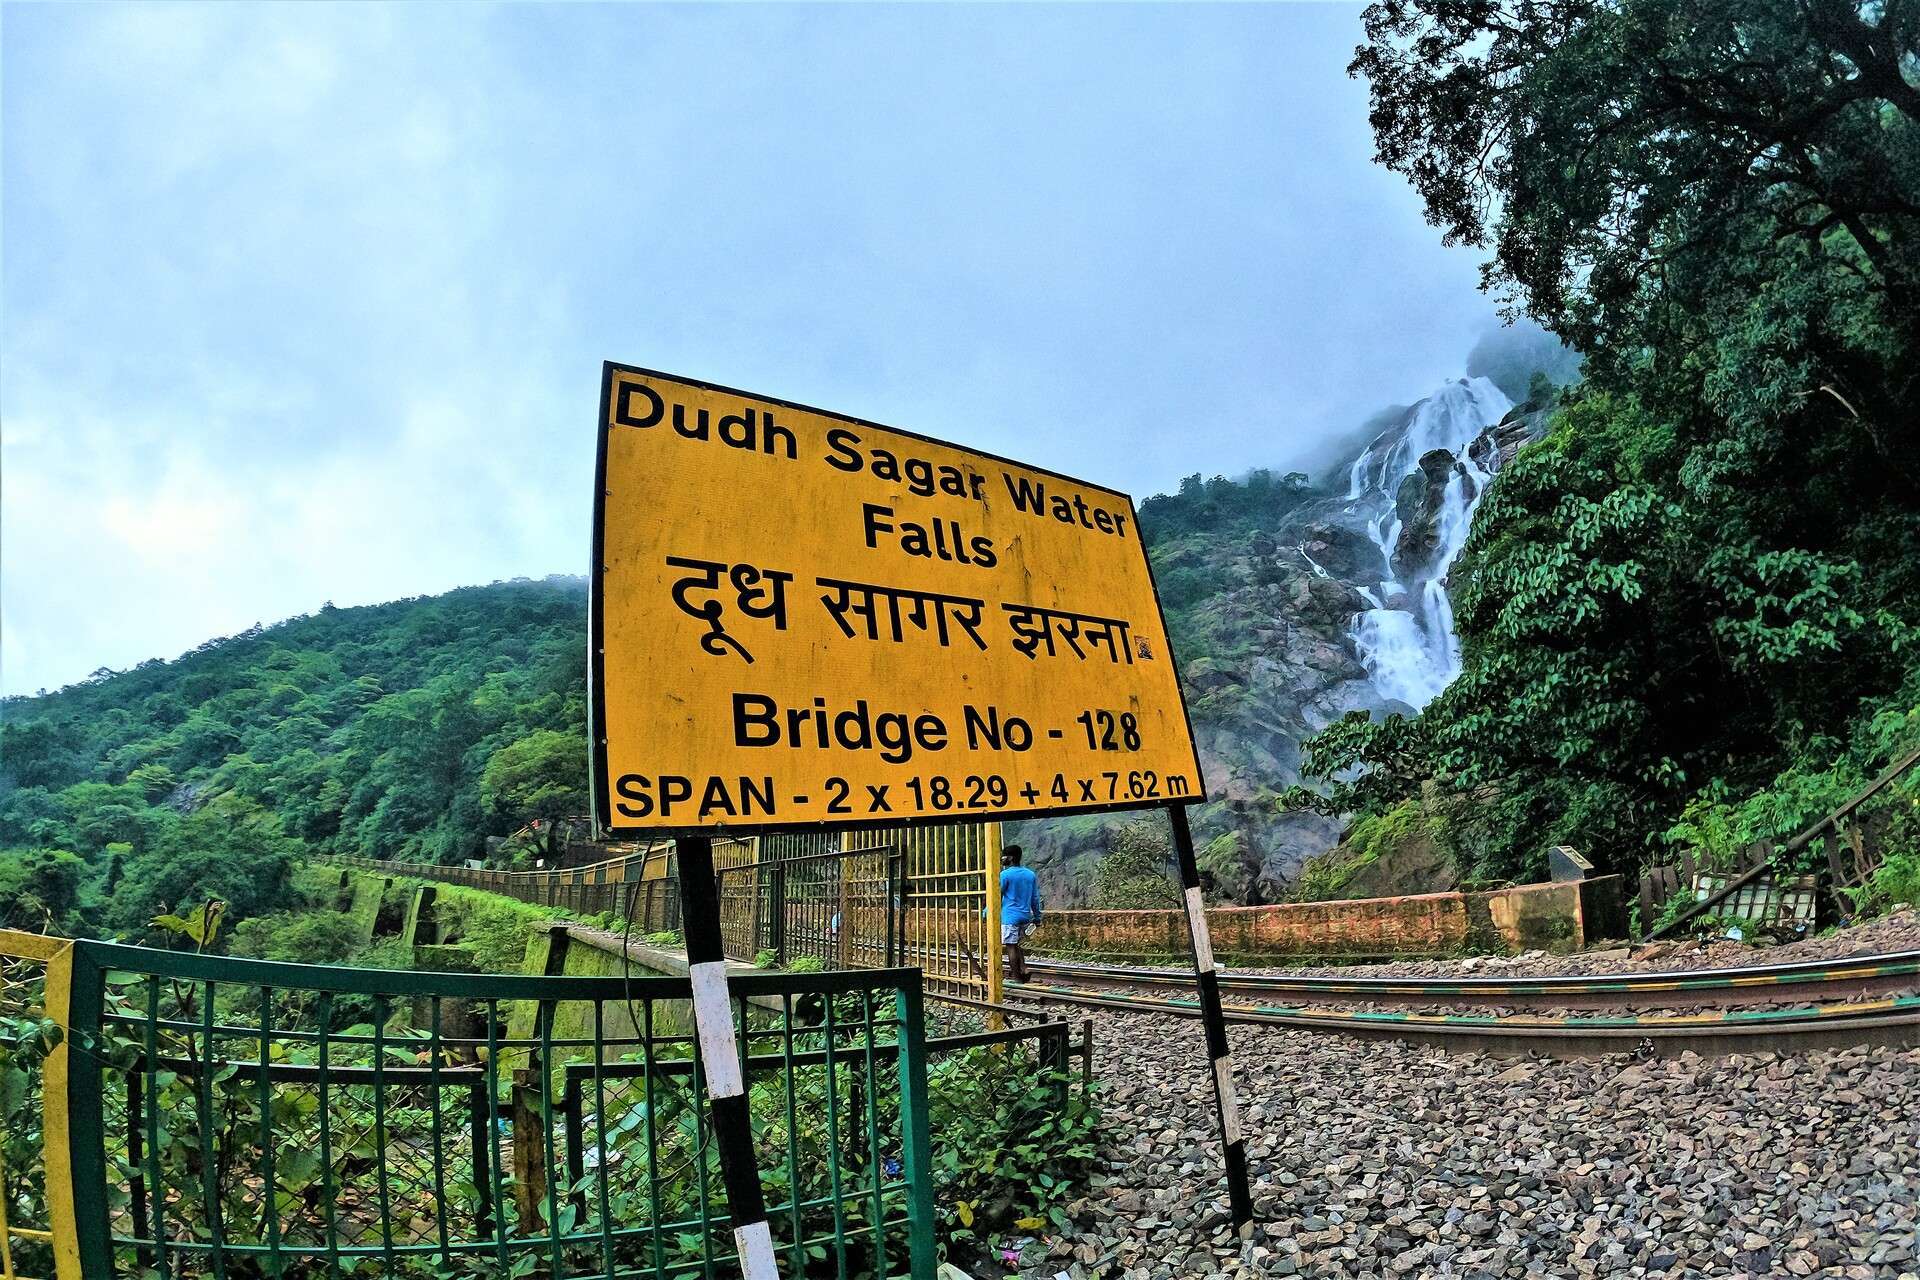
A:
[928,1048,1100,1256]
[149,899,226,951]
[0,847,86,933]
[1858,850,1920,916]
[1138,468,1313,545]
[398,878,559,973]
[227,909,363,965]
[105,793,302,943]
[1304,0,1920,880]
[479,729,589,829]
[1090,818,1177,909]
[0,978,60,1278]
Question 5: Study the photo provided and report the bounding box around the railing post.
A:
[894,974,937,1280]
[470,1082,494,1238]
[1040,1020,1069,1113]
[510,1065,548,1230]
[51,939,106,1279]
[984,823,1004,1019]
[772,864,788,966]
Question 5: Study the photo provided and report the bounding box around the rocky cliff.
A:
[1015,372,1560,906]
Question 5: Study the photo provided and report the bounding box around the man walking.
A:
[999,844,1041,983]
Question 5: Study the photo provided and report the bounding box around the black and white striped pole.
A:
[1169,802,1254,1228]
[675,835,782,1280]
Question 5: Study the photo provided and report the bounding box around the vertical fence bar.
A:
[985,823,1004,1013]
[372,995,397,1272]
[316,993,341,1280]
[861,989,884,1275]
[822,993,849,1280]
[429,997,452,1259]
[894,976,936,1280]
[484,999,510,1269]
[591,1000,615,1279]
[780,993,805,1276]
[196,977,229,1280]
[538,1001,563,1276]
[640,1000,668,1280]
[772,864,788,965]
[142,975,170,1279]
[257,987,283,1277]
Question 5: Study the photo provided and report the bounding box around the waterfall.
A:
[1344,377,1512,709]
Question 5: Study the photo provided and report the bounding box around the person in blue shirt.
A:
[998,844,1042,983]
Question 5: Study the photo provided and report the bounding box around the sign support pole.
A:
[675,835,782,1280]
[1168,802,1254,1228]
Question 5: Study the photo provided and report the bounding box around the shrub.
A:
[227,911,361,965]
[929,1046,1100,1259]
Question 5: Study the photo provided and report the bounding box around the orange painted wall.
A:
[1035,876,1619,960]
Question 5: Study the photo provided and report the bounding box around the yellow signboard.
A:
[590,364,1206,833]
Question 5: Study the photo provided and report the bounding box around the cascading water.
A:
[1343,377,1511,709]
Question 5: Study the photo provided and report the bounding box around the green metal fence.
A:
[36,936,935,1279]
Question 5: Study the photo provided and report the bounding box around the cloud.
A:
[2,3,1497,694]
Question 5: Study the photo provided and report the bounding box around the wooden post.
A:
[509,1067,547,1230]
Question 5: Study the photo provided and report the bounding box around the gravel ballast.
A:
[1020,1010,1920,1280]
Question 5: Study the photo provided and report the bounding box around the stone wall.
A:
[1033,876,1625,961]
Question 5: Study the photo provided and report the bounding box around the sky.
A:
[0,2,1501,697]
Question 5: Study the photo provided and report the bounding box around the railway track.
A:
[1008,952,1920,1056]
[1022,950,1920,1007]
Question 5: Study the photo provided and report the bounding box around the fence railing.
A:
[1641,745,1920,939]
[336,835,757,920]
[714,847,910,970]
[5,930,936,1279]
[339,822,1005,1002]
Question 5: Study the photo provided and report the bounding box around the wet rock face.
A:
[1468,402,1552,474]
[1393,448,1462,581]
[1015,495,1399,904]
[1293,523,1378,583]
[1015,379,1557,908]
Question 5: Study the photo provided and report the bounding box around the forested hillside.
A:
[0,578,589,938]
[1297,0,1920,888]
[3,443,1419,934]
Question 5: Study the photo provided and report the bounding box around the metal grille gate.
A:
[1,930,935,1280]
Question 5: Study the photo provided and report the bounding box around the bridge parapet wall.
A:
[1038,876,1621,962]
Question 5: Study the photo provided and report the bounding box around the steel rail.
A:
[1019,950,1920,1009]
[1005,982,1920,1057]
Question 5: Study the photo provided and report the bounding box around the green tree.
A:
[227,910,362,965]
[1303,0,1920,877]
[480,729,587,824]
[0,848,86,933]
[106,794,302,941]
[1092,819,1179,909]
